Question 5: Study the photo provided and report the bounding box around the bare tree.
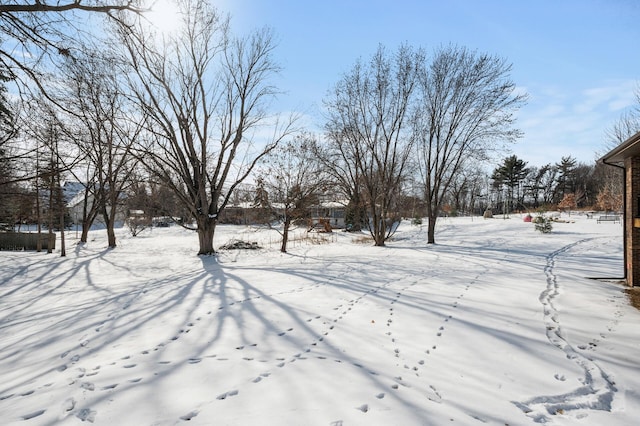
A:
[604,85,640,150]
[447,166,486,215]
[0,75,27,195]
[311,134,367,232]
[118,0,296,254]
[0,73,17,224]
[0,69,14,142]
[524,165,554,208]
[598,85,640,212]
[0,2,142,229]
[125,173,153,236]
[0,1,141,93]
[257,134,326,253]
[536,164,558,207]
[59,49,141,248]
[20,99,74,255]
[413,45,527,244]
[595,167,623,212]
[324,44,421,246]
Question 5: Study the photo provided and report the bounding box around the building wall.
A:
[625,157,640,287]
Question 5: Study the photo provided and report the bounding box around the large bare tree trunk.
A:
[281,218,291,253]
[197,217,216,255]
[80,219,90,243]
[427,214,437,244]
[371,211,386,247]
[106,222,116,248]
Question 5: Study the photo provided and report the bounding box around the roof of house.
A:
[600,130,640,166]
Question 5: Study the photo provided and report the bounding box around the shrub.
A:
[533,214,553,234]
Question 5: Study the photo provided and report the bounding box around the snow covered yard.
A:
[1,215,639,425]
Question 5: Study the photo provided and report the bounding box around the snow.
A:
[1,214,639,425]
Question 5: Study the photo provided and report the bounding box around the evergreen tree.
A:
[491,155,529,212]
[554,156,577,202]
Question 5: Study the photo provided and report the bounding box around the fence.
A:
[0,232,56,251]
[228,228,337,249]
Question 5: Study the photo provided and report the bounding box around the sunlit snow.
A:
[1,214,639,425]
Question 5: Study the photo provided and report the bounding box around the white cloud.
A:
[514,79,638,166]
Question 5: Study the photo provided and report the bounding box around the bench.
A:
[597,215,620,224]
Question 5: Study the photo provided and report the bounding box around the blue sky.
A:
[216,0,640,168]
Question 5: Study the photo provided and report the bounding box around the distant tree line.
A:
[487,154,621,216]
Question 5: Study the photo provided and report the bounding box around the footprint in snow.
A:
[554,373,566,381]
[180,410,199,421]
[62,398,76,412]
[357,404,369,413]
[22,410,45,420]
[76,408,97,422]
[216,390,239,400]
[429,384,441,396]
[81,382,95,391]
